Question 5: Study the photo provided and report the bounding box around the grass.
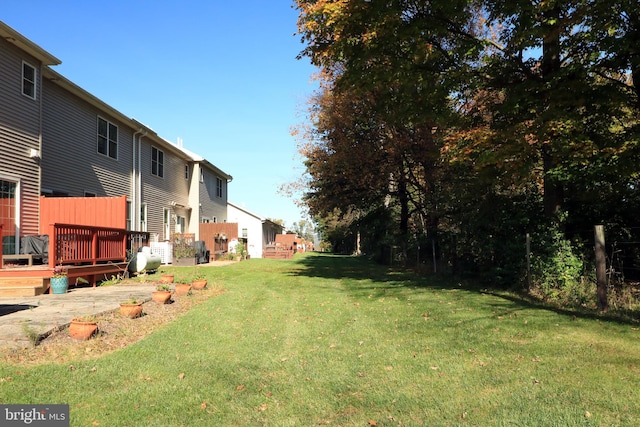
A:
[1,253,640,426]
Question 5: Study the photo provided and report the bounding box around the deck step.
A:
[0,277,47,297]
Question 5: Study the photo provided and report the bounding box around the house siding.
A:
[41,79,133,197]
[227,203,272,259]
[0,36,43,238]
[139,139,190,240]
[1,21,235,248]
[199,167,228,223]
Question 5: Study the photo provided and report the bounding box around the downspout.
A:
[132,129,144,231]
[138,132,146,234]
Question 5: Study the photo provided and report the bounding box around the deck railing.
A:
[263,244,295,260]
[49,223,149,267]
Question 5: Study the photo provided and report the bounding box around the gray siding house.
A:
[0,21,232,254]
[0,22,60,254]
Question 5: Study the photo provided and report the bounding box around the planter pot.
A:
[191,279,207,290]
[159,274,174,284]
[174,257,197,266]
[174,283,191,296]
[119,302,143,318]
[69,319,98,340]
[50,277,69,294]
[152,290,172,304]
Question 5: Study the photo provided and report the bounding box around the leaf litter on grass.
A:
[0,284,226,366]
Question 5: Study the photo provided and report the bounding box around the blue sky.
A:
[3,1,316,228]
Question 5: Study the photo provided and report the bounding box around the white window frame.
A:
[126,201,132,230]
[0,178,20,254]
[22,61,36,99]
[139,203,147,232]
[97,116,118,159]
[216,177,223,198]
[152,146,164,177]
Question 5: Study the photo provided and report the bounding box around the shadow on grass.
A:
[289,252,640,325]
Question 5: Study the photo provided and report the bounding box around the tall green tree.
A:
[479,0,640,221]
[295,0,483,260]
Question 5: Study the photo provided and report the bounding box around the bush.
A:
[529,222,593,307]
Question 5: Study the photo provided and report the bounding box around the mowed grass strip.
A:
[1,253,639,426]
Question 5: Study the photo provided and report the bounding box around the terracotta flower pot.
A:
[174,283,191,296]
[159,274,174,284]
[69,318,98,340]
[191,278,207,290]
[152,290,172,304]
[119,302,143,318]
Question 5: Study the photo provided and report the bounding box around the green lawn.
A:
[2,253,639,426]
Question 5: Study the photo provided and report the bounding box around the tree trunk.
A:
[398,171,409,265]
[541,6,564,218]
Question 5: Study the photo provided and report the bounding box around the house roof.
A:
[171,141,233,182]
[3,20,231,187]
[44,67,133,127]
[228,201,284,231]
[0,21,61,66]
[42,69,190,161]
[228,201,263,221]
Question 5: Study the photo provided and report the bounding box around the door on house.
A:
[163,208,170,241]
[176,216,186,234]
[0,180,17,255]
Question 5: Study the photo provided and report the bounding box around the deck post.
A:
[91,229,98,265]
[48,224,57,269]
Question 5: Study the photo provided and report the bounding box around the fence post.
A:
[594,225,608,312]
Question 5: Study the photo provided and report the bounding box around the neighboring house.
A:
[0,21,232,255]
[177,142,231,229]
[227,201,283,259]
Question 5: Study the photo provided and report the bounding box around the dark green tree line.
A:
[293,0,640,309]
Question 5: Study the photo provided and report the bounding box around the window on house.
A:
[140,203,147,232]
[22,62,36,99]
[200,169,204,183]
[126,201,132,230]
[212,217,217,223]
[97,117,118,159]
[84,192,96,197]
[152,147,164,177]
[185,164,189,180]
[216,177,223,198]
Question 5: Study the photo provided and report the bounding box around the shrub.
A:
[529,221,592,306]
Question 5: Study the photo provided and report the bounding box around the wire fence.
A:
[603,225,640,284]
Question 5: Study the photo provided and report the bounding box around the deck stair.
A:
[0,276,48,297]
